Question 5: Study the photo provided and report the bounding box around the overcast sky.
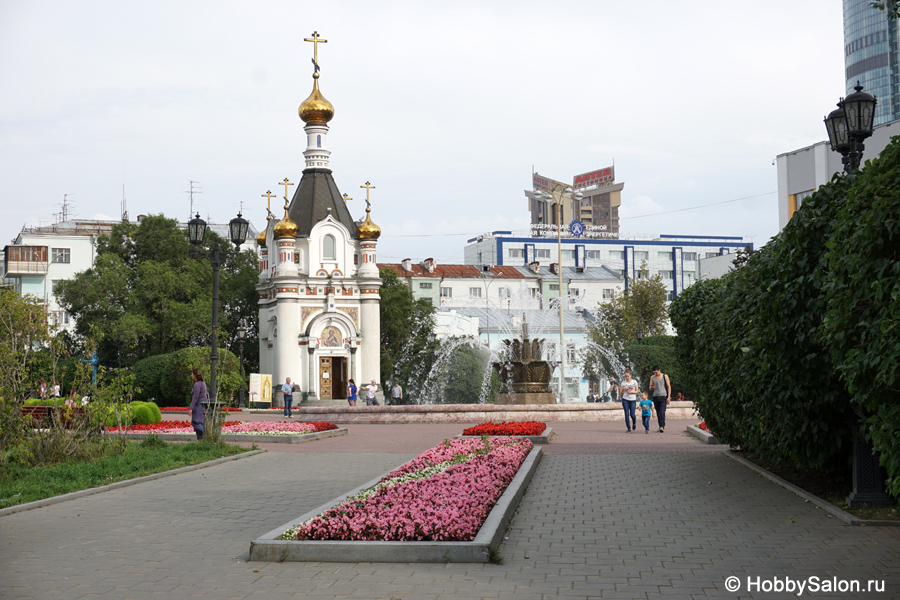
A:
[1,0,844,264]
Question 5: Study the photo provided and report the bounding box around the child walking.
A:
[639,391,654,434]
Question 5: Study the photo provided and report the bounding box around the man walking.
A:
[362,380,379,406]
[390,381,403,405]
[281,377,294,418]
[648,366,671,432]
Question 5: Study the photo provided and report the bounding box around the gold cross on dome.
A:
[342,193,352,205]
[360,181,375,209]
[304,31,328,69]
[279,178,294,201]
[262,190,276,217]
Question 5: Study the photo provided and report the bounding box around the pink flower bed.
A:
[107,421,337,436]
[284,437,532,542]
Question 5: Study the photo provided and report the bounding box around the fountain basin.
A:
[287,401,696,424]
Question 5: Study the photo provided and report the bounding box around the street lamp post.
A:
[533,187,582,402]
[188,212,249,423]
[236,320,248,408]
[479,266,498,349]
[824,81,877,173]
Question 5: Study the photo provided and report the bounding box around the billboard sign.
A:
[573,166,615,190]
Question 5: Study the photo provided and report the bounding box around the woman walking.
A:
[620,370,640,433]
[189,368,206,440]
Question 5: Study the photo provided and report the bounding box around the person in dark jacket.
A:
[189,368,206,440]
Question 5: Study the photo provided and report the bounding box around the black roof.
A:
[287,168,358,238]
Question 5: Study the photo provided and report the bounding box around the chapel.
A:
[256,32,382,403]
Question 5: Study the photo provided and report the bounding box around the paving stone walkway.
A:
[1,419,898,599]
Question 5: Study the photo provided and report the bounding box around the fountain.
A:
[492,316,558,405]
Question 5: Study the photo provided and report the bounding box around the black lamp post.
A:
[188,212,249,420]
[236,321,248,409]
[824,81,877,173]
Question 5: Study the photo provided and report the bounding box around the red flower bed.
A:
[462,421,546,436]
[698,421,709,432]
[106,420,339,434]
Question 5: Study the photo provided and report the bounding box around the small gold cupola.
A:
[273,201,299,239]
[356,180,381,240]
[298,31,334,124]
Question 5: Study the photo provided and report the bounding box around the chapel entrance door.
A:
[319,357,332,399]
[332,357,347,400]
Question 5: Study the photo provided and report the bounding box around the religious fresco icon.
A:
[322,326,341,347]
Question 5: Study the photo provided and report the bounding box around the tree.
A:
[873,1,900,19]
[378,267,436,395]
[0,290,57,400]
[731,243,755,270]
[582,266,669,379]
[56,215,259,369]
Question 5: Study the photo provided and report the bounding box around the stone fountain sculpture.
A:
[492,316,559,405]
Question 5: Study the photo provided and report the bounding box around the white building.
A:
[465,231,747,301]
[2,217,259,333]
[255,44,382,404]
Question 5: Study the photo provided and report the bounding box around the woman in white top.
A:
[620,370,640,433]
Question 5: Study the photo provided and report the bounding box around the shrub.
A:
[128,402,155,425]
[157,347,241,406]
[132,353,172,402]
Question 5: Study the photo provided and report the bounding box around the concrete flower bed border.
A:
[119,427,348,444]
[685,424,718,445]
[249,445,543,563]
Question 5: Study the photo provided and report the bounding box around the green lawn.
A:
[0,438,251,509]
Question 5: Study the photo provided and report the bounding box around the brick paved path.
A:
[1,419,898,599]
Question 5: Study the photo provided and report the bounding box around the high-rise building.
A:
[844,0,900,125]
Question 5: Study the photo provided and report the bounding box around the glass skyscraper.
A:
[844,0,900,125]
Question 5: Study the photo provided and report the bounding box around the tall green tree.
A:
[581,267,669,379]
[0,290,58,400]
[378,267,435,393]
[56,215,259,369]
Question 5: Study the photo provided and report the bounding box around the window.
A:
[51,280,63,295]
[52,248,70,264]
[586,250,601,259]
[530,288,539,298]
[498,286,511,298]
[535,249,551,259]
[570,288,580,297]
[419,282,432,289]
[706,252,719,258]
[659,270,673,280]
[561,250,575,259]
[635,251,649,260]
[440,287,452,298]
[322,235,336,260]
[509,248,524,258]
[469,287,482,298]
[354,254,359,265]
[796,190,814,209]
[566,344,576,363]
[666,291,675,301]
[608,250,624,260]
[602,288,615,299]
[549,284,559,291]
[423,297,433,306]
[658,251,673,261]
[683,252,697,261]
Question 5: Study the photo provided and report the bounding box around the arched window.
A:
[323,234,336,260]
[316,134,322,148]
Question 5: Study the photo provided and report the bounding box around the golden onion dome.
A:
[273,204,299,239]
[298,73,334,124]
[256,226,268,248]
[356,208,381,240]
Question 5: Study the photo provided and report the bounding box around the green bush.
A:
[127,402,155,425]
[669,171,856,471]
[822,136,900,495]
[23,398,67,407]
[132,353,172,402]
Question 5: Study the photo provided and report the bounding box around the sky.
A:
[0,0,845,265]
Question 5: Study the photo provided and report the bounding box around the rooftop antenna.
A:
[57,194,74,223]
[184,180,202,218]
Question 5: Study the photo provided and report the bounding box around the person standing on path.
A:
[39,378,47,400]
[608,376,619,404]
[390,381,403,405]
[361,380,379,406]
[648,365,671,432]
[51,380,61,398]
[189,368,206,440]
[620,370,639,433]
[347,379,358,406]
[281,377,294,417]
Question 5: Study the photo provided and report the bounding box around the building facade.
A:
[464,231,746,301]
[256,40,382,404]
[844,0,900,126]
[527,167,624,236]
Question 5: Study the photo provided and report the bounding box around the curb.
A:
[685,424,718,444]
[120,427,348,444]
[249,445,543,563]
[456,427,554,445]
[724,451,900,527]
[0,450,266,518]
